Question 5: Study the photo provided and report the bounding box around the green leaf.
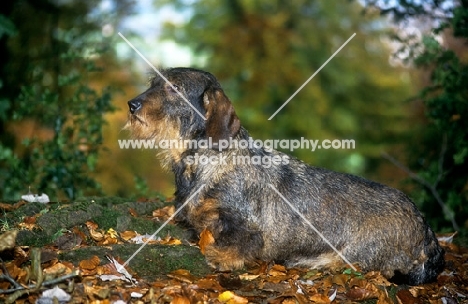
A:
[454,147,468,165]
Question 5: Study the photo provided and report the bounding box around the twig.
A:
[434,134,447,188]
[0,271,80,294]
[382,136,459,231]
[0,258,22,289]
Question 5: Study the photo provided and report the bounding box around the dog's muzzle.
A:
[128,99,142,114]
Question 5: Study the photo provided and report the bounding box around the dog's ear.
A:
[203,87,241,145]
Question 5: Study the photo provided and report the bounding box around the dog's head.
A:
[125,68,240,161]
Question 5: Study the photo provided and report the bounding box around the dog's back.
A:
[199,142,445,285]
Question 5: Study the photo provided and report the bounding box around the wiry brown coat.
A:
[125,67,444,285]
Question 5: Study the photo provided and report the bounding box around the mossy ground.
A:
[5,197,209,279]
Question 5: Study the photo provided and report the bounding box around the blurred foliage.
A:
[156,0,413,177]
[0,0,464,238]
[362,0,468,233]
[133,175,166,201]
[0,0,135,200]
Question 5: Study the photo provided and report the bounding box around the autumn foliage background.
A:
[0,0,467,237]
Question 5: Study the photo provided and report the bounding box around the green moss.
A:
[74,196,131,205]
[59,244,211,280]
[136,245,210,278]
[16,230,55,247]
[93,208,123,230]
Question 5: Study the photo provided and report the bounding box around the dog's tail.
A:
[393,228,445,285]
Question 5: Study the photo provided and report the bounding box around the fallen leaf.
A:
[199,228,214,254]
[72,226,87,242]
[260,281,290,293]
[0,230,18,251]
[349,276,367,288]
[99,274,127,282]
[437,231,457,243]
[309,293,331,304]
[160,235,182,245]
[106,228,118,239]
[0,201,26,211]
[80,255,101,270]
[238,273,260,281]
[303,269,321,280]
[153,205,175,220]
[13,246,29,265]
[120,230,137,241]
[268,264,287,276]
[191,278,223,291]
[84,284,110,299]
[128,207,138,217]
[365,271,392,286]
[85,220,99,230]
[105,255,137,284]
[171,295,191,304]
[129,233,160,244]
[89,229,104,242]
[17,216,38,230]
[397,289,420,304]
[332,273,349,286]
[99,228,120,245]
[346,287,378,301]
[43,262,71,277]
[218,291,248,304]
[4,262,25,282]
[167,269,196,283]
[282,299,299,304]
[328,289,337,302]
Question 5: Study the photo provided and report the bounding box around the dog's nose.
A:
[128,99,142,114]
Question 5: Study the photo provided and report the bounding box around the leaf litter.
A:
[0,201,467,303]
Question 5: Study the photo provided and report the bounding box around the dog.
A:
[125,67,444,285]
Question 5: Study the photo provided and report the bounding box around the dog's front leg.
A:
[187,198,264,271]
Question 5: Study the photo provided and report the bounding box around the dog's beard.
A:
[124,114,186,170]
[127,113,148,127]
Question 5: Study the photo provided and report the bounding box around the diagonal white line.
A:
[268,183,357,271]
[119,184,206,271]
[118,32,207,121]
[268,33,356,120]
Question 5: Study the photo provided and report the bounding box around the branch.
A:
[434,134,447,188]
[0,258,22,289]
[0,271,80,295]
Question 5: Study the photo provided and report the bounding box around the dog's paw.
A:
[204,245,245,271]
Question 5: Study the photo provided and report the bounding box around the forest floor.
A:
[0,197,467,303]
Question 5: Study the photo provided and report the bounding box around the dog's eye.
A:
[168,84,181,94]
